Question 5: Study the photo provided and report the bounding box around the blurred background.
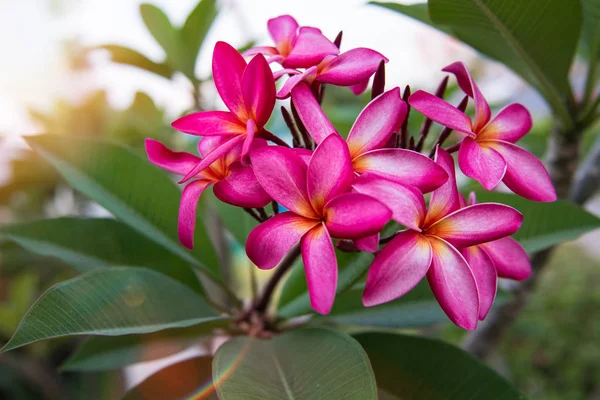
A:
[0,0,598,399]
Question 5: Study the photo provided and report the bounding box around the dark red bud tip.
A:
[334,31,343,49]
[336,239,358,252]
[371,60,386,100]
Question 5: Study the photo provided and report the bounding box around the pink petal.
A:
[290,82,337,143]
[458,137,506,191]
[212,42,247,119]
[462,246,497,320]
[178,180,213,250]
[242,45,279,58]
[408,90,473,135]
[171,111,246,136]
[427,236,479,330]
[198,136,228,157]
[346,87,406,157]
[273,68,301,80]
[427,203,523,248]
[301,223,338,314]
[242,54,276,127]
[307,134,354,212]
[354,233,379,253]
[353,148,448,193]
[481,237,531,280]
[478,103,532,143]
[246,212,318,270]
[317,48,388,86]
[249,145,318,218]
[284,27,339,69]
[363,230,432,306]
[423,148,461,226]
[349,79,370,95]
[267,15,298,54]
[276,66,318,99]
[324,193,392,239]
[213,162,271,208]
[241,119,256,161]
[443,61,490,132]
[179,135,245,183]
[292,148,313,164]
[352,176,425,231]
[145,139,200,176]
[486,140,557,202]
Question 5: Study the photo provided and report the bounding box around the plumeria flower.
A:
[460,192,532,320]
[246,134,392,314]
[145,137,270,250]
[244,15,339,68]
[276,49,388,98]
[362,148,523,330]
[409,62,557,202]
[172,41,276,183]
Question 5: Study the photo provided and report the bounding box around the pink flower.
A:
[409,62,557,202]
[362,148,523,330]
[276,49,388,98]
[460,192,532,320]
[172,42,276,183]
[246,134,392,314]
[244,15,339,69]
[145,137,271,250]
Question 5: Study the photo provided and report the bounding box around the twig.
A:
[291,100,313,150]
[254,246,301,313]
[261,129,290,147]
[281,106,303,147]
[256,207,269,221]
[243,208,262,222]
[415,77,449,152]
[398,86,411,148]
[271,200,280,215]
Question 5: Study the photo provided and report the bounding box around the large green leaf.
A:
[427,0,581,126]
[62,319,229,371]
[213,328,377,399]
[25,135,220,280]
[96,45,173,78]
[181,0,218,66]
[370,2,452,34]
[356,333,525,399]
[124,356,218,400]
[0,217,203,294]
[476,191,600,253]
[1,268,221,352]
[582,0,600,57]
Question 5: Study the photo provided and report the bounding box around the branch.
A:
[253,245,301,314]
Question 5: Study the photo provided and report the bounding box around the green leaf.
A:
[124,356,218,400]
[208,193,258,246]
[278,251,373,318]
[25,135,220,280]
[62,319,230,371]
[356,333,525,399]
[582,0,600,57]
[213,328,377,399]
[1,268,222,352]
[428,0,582,127]
[96,45,173,78]
[369,2,452,34]
[475,191,600,253]
[0,217,203,294]
[180,0,218,66]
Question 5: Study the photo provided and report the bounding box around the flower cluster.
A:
[146,15,556,330]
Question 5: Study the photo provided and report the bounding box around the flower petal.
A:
[486,140,557,202]
[427,203,523,248]
[458,137,507,191]
[481,237,531,280]
[172,111,246,137]
[346,87,406,157]
[363,230,432,306]
[178,180,213,250]
[246,212,318,270]
[267,15,298,54]
[213,162,271,208]
[242,45,278,58]
[354,233,379,253]
[198,136,228,157]
[273,68,301,80]
[307,134,354,212]
[242,54,276,127]
[290,82,337,143]
[324,193,392,239]
[478,103,532,143]
[353,148,448,193]
[301,223,338,314]
[423,147,461,226]
[212,42,247,119]
[145,139,200,176]
[276,67,318,99]
[462,246,497,320]
[427,236,479,330]
[408,90,473,135]
[285,27,340,69]
[352,176,425,231]
[179,135,245,183]
[443,61,490,132]
[241,119,256,161]
[292,148,313,164]
[317,48,388,86]
[349,79,370,95]
[249,145,317,218]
